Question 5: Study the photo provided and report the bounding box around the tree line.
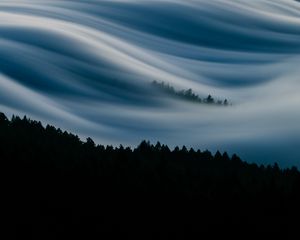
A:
[152,80,230,106]
[1,112,299,238]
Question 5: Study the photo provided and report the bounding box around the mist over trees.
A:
[152,80,230,106]
[2,112,299,238]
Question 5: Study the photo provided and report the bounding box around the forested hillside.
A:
[1,112,299,238]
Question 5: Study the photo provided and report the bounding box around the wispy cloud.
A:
[0,0,300,167]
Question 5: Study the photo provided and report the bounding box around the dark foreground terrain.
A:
[1,112,299,238]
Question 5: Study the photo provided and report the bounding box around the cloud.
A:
[0,0,300,167]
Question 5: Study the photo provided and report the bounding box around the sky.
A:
[0,0,300,167]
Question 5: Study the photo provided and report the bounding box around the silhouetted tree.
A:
[0,112,8,125]
[155,141,162,151]
[205,94,214,104]
[86,137,95,147]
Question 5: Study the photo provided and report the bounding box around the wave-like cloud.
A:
[0,0,300,167]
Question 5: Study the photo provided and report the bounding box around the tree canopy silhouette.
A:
[1,112,299,238]
[152,80,230,106]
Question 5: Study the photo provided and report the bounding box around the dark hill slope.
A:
[1,112,299,238]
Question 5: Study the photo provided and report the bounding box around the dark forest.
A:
[2,112,299,238]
